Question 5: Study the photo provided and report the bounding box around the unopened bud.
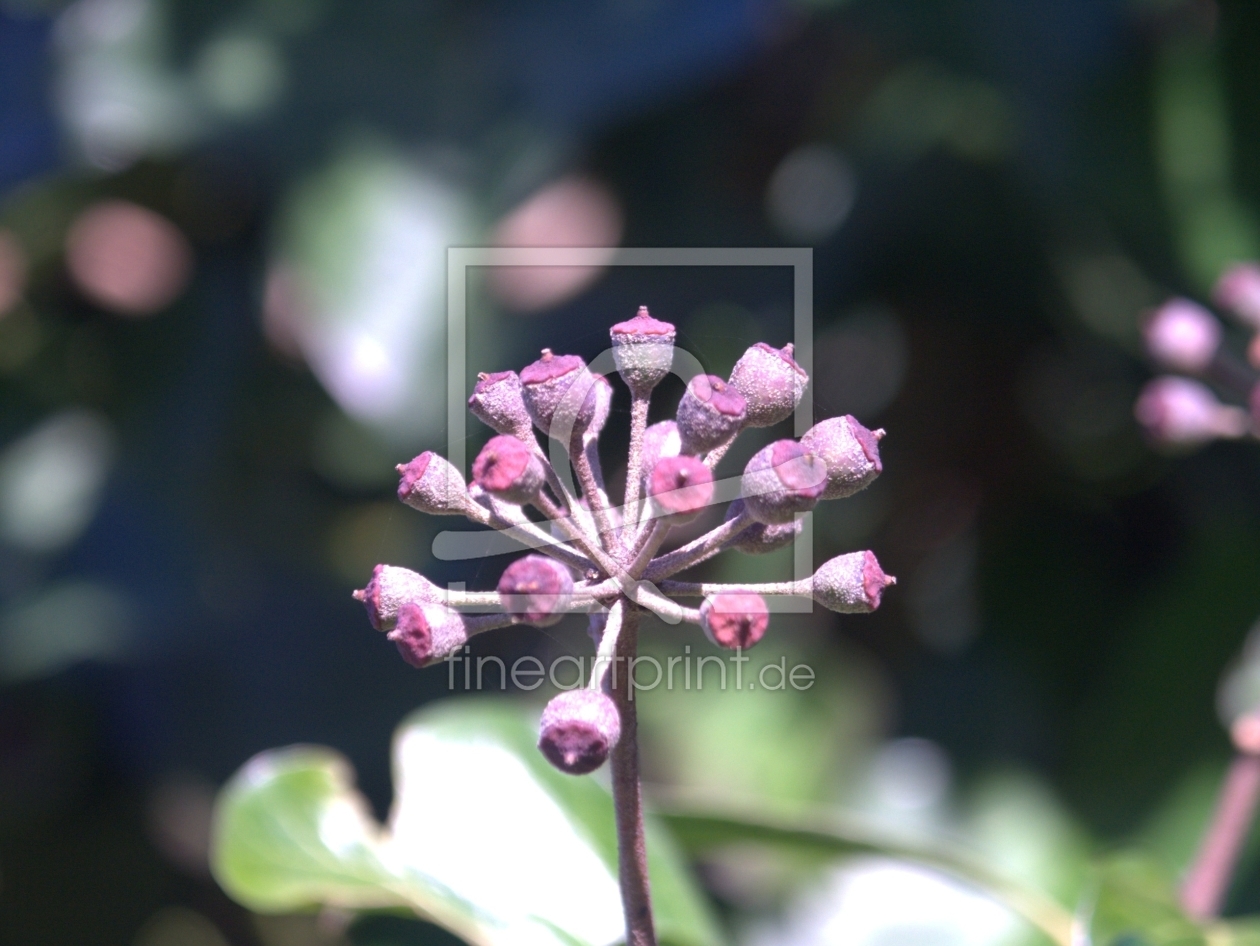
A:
[497,555,575,626]
[472,435,545,504]
[468,370,532,438]
[611,305,676,396]
[1214,263,1260,330]
[648,455,714,524]
[724,498,801,554]
[641,420,682,476]
[387,601,469,668]
[741,440,827,524]
[676,374,746,455]
[520,350,599,440]
[397,452,472,515]
[354,564,444,630]
[538,689,620,775]
[811,551,894,613]
[700,592,769,649]
[800,415,884,500]
[1134,376,1249,446]
[1142,299,1221,373]
[729,342,808,428]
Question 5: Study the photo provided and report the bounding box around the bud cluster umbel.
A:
[355,304,894,778]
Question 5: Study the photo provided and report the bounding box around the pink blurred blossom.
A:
[1142,298,1221,373]
[1134,376,1248,446]
[1214,262,1260,330]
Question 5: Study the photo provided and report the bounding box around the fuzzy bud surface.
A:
[800,415,884,500]
[611,306,676,396]
[700,592,769,649]
[676,374,746,455]
[497,555,575,626]
[354,564,444,631]
[538,689,621,775]
[520,350,599,440]
[387,601,469,667]
[468,371,532,437]
[741,440,827,524]
[724,498,801,554]
[648,455,714,524]
[472,435,544,504]
[729,342,808,427]
[397,452,471,516]
[812,551,894,613]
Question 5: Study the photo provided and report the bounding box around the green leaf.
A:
[655,798,1075,946]
[212,698,723,946]
[1079,854,1204,946]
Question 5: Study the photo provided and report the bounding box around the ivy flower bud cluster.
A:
[1134,265,1260,448]
[355,304,894,779]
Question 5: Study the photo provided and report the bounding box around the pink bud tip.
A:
[497,555,575,626]
[648,455,714,520]
[690,375,745,416]
[1134,376,1247,445]
[520,350,584,385]
[1142,299,1221,373]
[472,435,543,502]
[611,305,675,337]
[701,593,769,649]
[1214,263,1260,329]
[676,375,746,454]
[812,551,895,613]
[538,689,620,775]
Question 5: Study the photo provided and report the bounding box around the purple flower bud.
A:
[397,452,471,515]
[724,498,801,554]
[497,554,575,626]
[648,455,714,524]
[1214,263,1260,329]
[700,592,769,649]
[676,374,746,455]
[354,564,444,630]
[799,415,884,500]
[641,420,681,476]
[1134,376,1249,446]
[472,435,545,504]
[538,689,620,775]
[729,342,808,428]
[741,440,827,524]
[468,370,532,438]
[387,601,469,668]
[1142,299,1221,373]
[812,551,895,613]
[520,349,599,440]
[611,305,676,396]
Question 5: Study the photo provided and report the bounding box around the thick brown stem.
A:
[1181,752,1260,919]
[610,604,656,946]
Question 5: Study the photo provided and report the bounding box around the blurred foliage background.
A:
[3,0,1260,944]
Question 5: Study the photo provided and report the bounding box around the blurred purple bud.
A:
[497,555,575,626]
[468,371,532,437]
[1214,263,1260,330]
[1142,299,1221,373]
[538,689,620,775]
[700,592,769,649]
[724,498,801,554]
[1134,376,1249,446]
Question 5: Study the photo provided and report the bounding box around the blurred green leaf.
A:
[1080,854,1204,946]
[656,798,1074,946]
[212,698,722,946]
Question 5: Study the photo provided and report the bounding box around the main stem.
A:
[610,603,656,946]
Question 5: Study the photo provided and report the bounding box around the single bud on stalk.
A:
[641,420,682,478]
[397,452,473,516]
[498,555,575,626]
[520,350,599,440]
[468,370,533,438]
[676,374,746,455]
[472,435,545,504]
[800,415,884,500]
[811,551,895,613]
[700,592,769,649]
[1142,299,1222,373]
[387,601,470,667]
[648,455,714,524]
[611,305,676,396]
[1134,376,1250,446]
[354,564,444,631]
[724,498,801,554]
[538,689,621,775]
[741,440,827,524]
[729,341,808,428]
[1214,263,1260,330]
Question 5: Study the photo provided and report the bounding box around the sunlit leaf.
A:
[1078,854,1204,946]
[211,699,723,946]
